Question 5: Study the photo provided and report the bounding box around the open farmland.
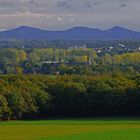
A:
[1,118,140,140]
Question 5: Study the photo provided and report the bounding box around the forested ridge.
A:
[0,74,140,120]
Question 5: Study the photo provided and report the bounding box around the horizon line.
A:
[0,25,138,32]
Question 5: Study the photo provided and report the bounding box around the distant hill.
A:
[0,26,140,40]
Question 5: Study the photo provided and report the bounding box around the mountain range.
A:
[0,26,140,41]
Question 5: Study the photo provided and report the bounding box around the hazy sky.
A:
[0,0,140,30]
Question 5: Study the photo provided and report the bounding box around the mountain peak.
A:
[106,26,127,31]
[16,26,37,30]
[19,26,29,28]
[108,26,134,32]
[66,26,102,32]
[112,26,123,29]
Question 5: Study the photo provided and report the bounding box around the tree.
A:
[0,95,10,120]
[5,93,25,119]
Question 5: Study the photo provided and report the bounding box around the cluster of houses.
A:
[94,44,140,54]
[32,55,92,74]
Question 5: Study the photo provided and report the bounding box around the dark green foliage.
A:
[0,74,140,120]
[0,95,10,120]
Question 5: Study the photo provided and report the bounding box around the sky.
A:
[0,0,140,31]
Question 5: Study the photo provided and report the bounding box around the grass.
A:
[1,118,140,140]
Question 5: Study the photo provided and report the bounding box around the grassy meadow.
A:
[1,118,140,140]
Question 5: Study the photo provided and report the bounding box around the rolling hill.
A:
[0,26,140,40]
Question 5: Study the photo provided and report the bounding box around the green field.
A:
[1,118,140,140]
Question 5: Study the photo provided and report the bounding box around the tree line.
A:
[0,40,140,49]
[0,48,139,75]
[0,74,140,120]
